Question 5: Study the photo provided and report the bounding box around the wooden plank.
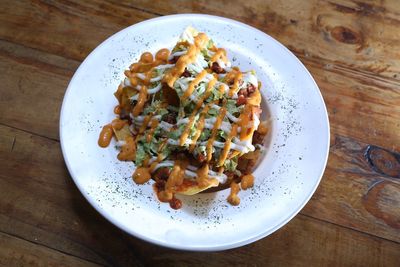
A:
[2,0,400,82]
[303,135,400,242]
[137,215,400,267]
[1,125,399,266]
[0,127,144,266]
[0,39,75,140]
[306,57,400,151]
[0,0,154,61]
[124,0,400,80]
[0,232,101,267]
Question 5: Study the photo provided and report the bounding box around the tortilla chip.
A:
[175,178,219,195]
[112,124,131,141]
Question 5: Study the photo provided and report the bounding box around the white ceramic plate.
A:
[60,14,329,251]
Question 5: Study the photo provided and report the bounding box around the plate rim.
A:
[60,13,330,251]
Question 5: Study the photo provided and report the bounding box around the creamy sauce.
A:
[163,33,209,87]
[241,174,254,190]
[99,34,264,209]
[189,105,210,152]
[98,124,113,147]
[210,48,227,63]
[179,75,215,146]
[198,78,216,108]
[227,182,240,206]
[206,106,227,161]
[182,69,207,101]
[179,111,197,146]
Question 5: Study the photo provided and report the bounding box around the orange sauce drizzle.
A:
[228,150,241,160]
[132,166,151,184]
[140,52,153,63]
[241,174,255,190]
[146,119,159,142]
[189,105,211,152]
[114,85,124,103]
[98,124,113,147]
[179,112,197,146]
[238,104,254,140]
[111,118,127,130]
[155,48,170,62]
[182,69,207,101]
[114,105,121,114]
[198,78,216,108]
[196,164,211,188]
[139,114,152,134]
[157,160,188,202]
[163,33,209,87]
[229,71,242,97]
[179,76,216,146]
[101,41,262,209]
[132,86,148,116]
[206,106,227,162]
[217,124,238,166]
[227,182,240,206]
[219,84,225,95]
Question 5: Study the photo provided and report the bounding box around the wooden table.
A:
[1,1,399,266]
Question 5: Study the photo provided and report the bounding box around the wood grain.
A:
[0,0,153,61]
[0,232,101,267]
[0,124,399,266]
[0,125,144,267]
[304,135,400,243]
[118,0,400,80]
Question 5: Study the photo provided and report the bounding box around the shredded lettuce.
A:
[135,136,160,166]
[226,99,242,116]
[224,157,238,172]
[217,129,227,141]
[194,145,207,157]
[168,124,186,140]
[207,108,219,117]
[135,142,146,166]
[206,87,223,102]
[199,129,211,141]
[143,100,161,115]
